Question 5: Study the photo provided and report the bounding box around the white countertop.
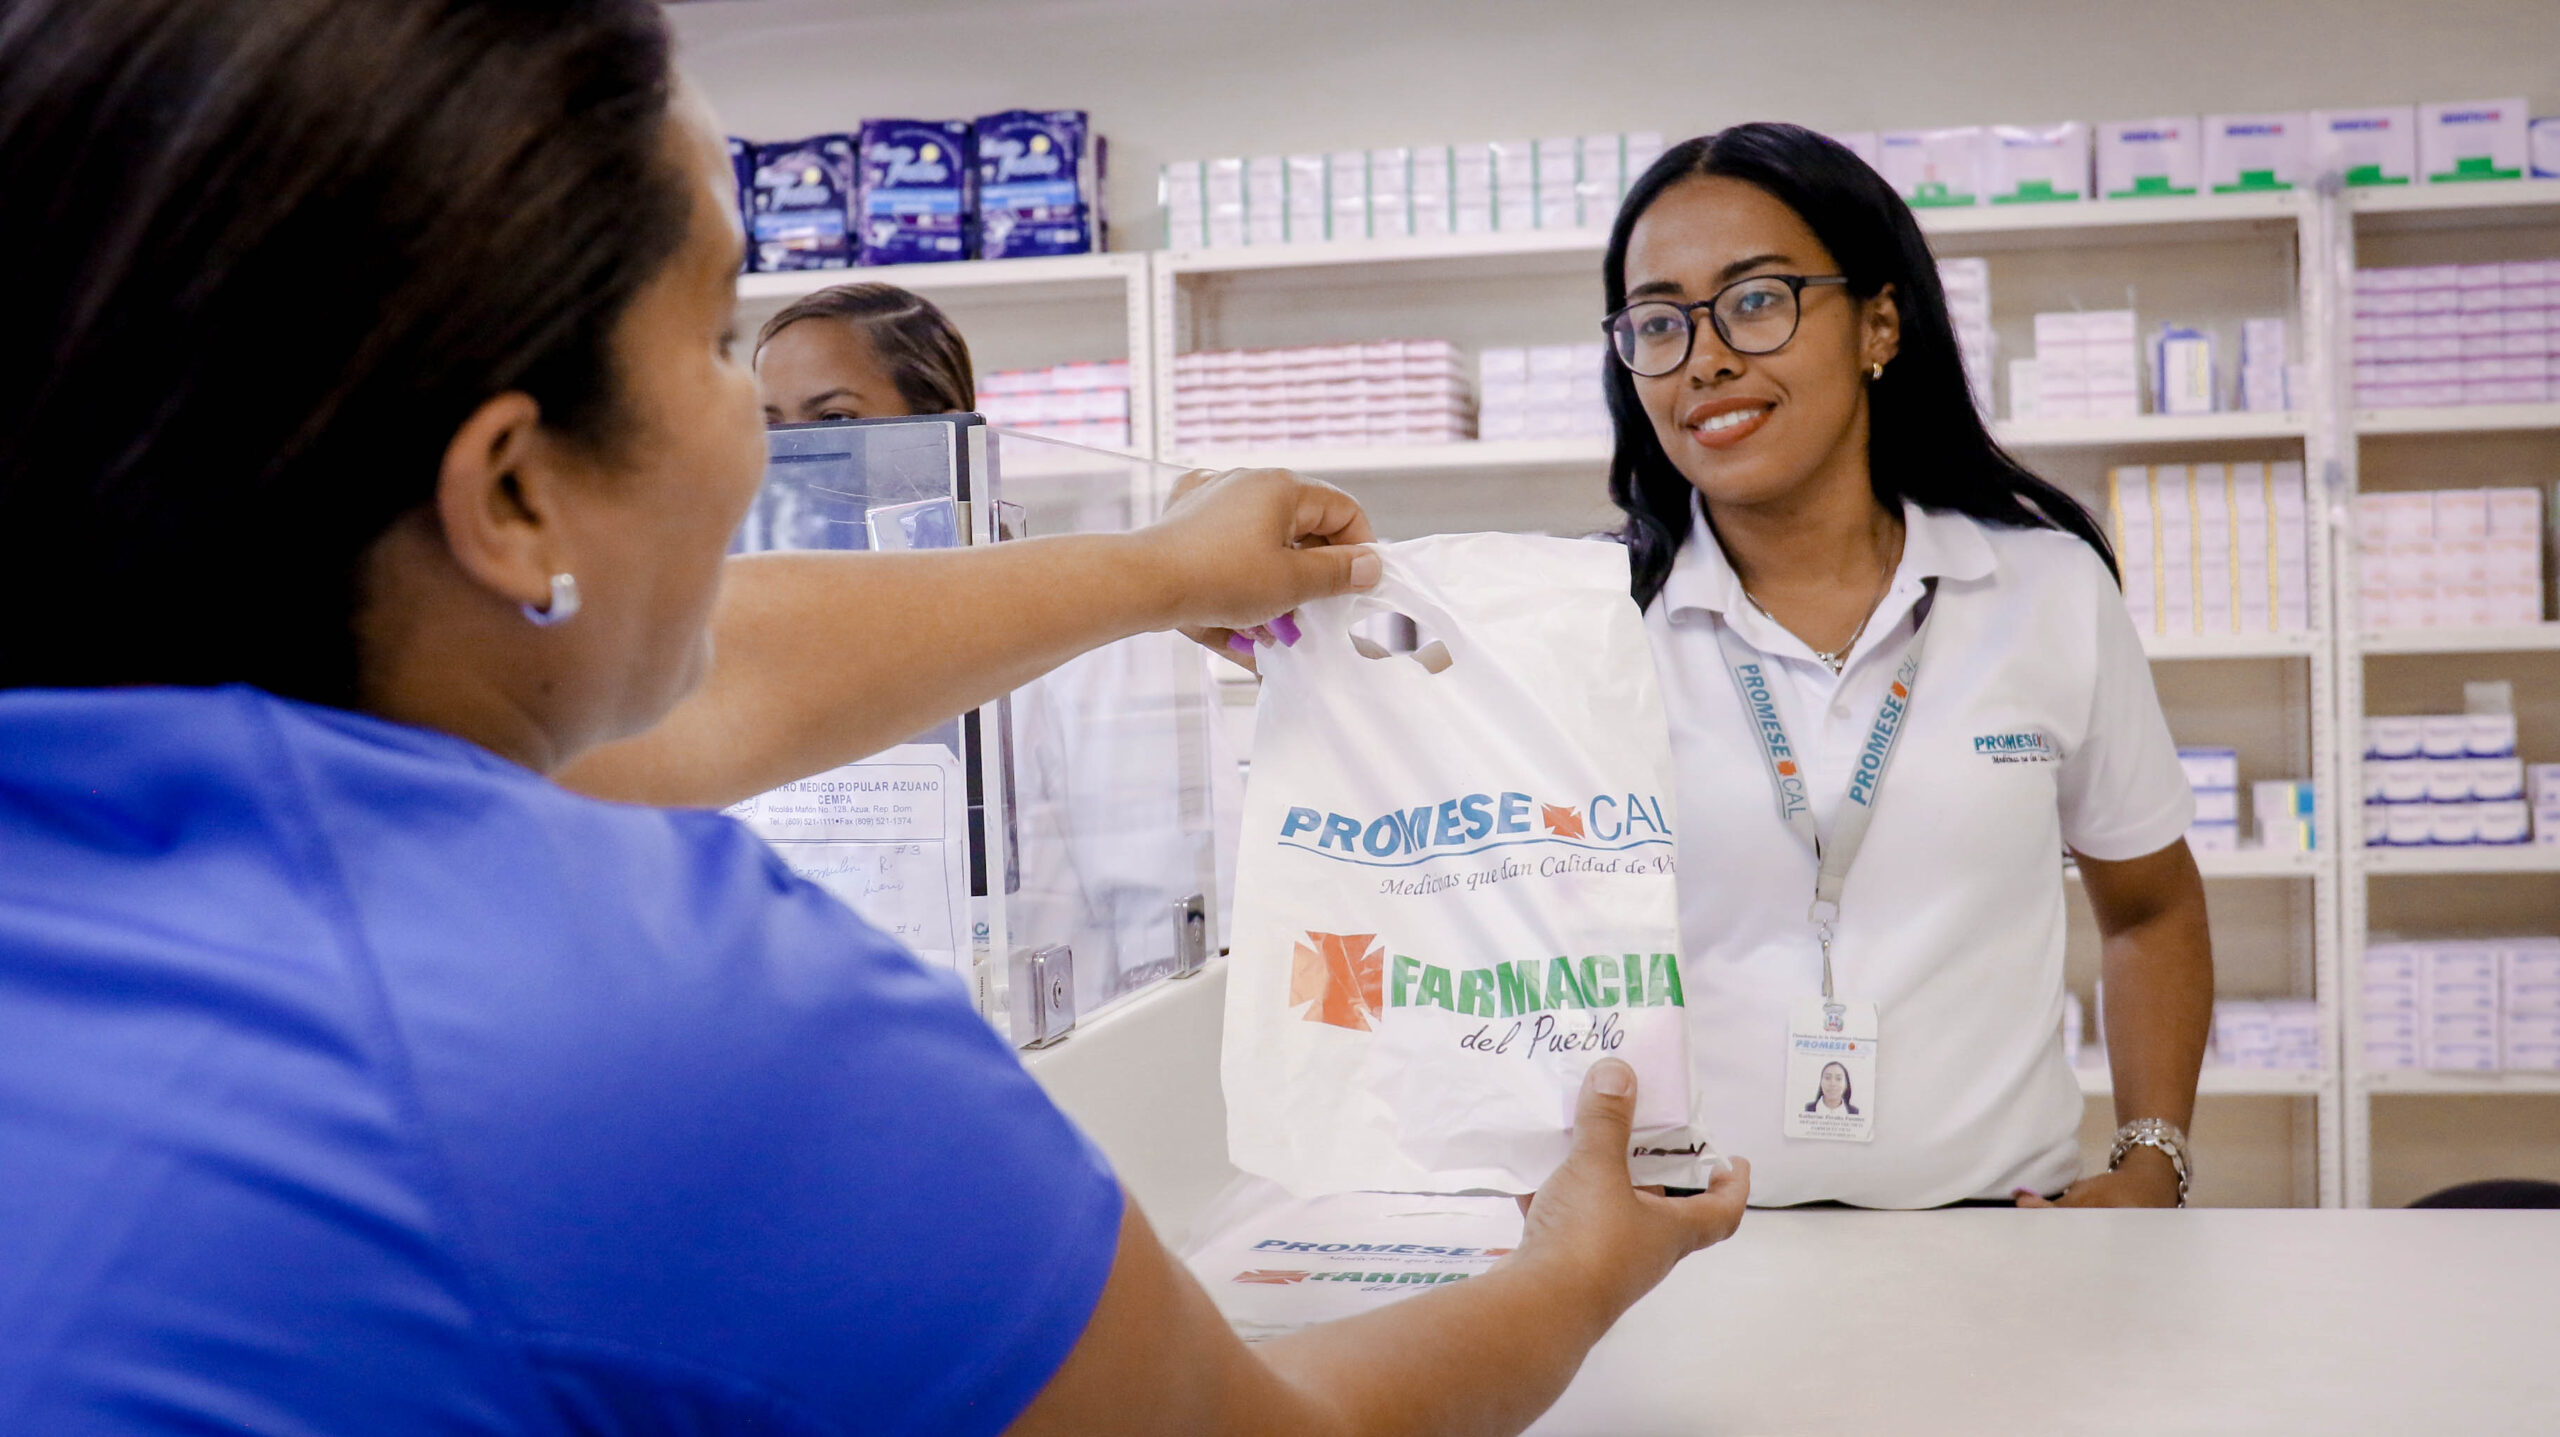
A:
[1531,1209,2560,1435]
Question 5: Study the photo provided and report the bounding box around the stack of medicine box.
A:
[1170,341,1471,451]
[2360,713,2528,848]
[2108,463,2313,639]
[2020,311,2139,419]
[2540,764,2560,844]
[2351,488,2545,630]
[2363,938,2560,1071]
[2180,747,2240,852]
[2210,998,2324,1070]
[1478,345,1609,443]
[2238,318,2291,412]
[1938,258,1994,418]
[2350,263,2558,409]
[2254,780,2317,851]
[1163,133,1662,250]
[975,361,1133,450]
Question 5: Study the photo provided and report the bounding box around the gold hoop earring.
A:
[1868,361,1886,381]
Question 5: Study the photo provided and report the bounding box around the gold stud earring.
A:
[1868,361,1886,380]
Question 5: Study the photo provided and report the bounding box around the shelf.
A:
[2357,623,2560,655]
[2077,1065,2328,1097]
[736,251,1144,307]
[2347,178,2560,233]
[1169,437,1608,476]
[1994,412,2308,448]
[1157,191,2307,281]
[1173,415,2308,477]
[2354,402,2560,437]
[2067,847,2320,880]
[2357,845,2560,875]
[2358,1068,2560,1095]
[2141,629,2321,661]
[1920,189,2305,250]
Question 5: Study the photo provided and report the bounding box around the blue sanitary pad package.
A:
[858,119,976,265]
[974,109,1106,259]
[748,135,857,272]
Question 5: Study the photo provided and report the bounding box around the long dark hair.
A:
[1603,124,2115,609]
[757,282,978,415]
[0,0,689,702]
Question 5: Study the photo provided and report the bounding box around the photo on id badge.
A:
[1785,997,1877,1142]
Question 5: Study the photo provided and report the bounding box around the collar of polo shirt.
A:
[1658,493,1996,625]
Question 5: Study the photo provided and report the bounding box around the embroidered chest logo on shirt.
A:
[1972,729,2057,765]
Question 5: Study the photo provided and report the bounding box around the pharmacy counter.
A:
[1531,1208,2558,1434]
[1027,971,2560,1434]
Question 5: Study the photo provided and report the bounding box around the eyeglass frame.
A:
[1601,273,1853,377]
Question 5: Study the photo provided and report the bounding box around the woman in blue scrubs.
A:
[0,2,1746,1433]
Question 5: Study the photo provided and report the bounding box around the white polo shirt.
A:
[1648,497,2192,1207]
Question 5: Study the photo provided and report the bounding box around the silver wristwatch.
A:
[2107,1118,2191,1208]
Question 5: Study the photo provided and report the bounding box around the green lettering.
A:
[1391,953,1420,1008]
[1621,952,1646,1006]
[1396,1271,1431,1284]
[1645,952,1685,1007]
[1496,960,1544,1016]
[1580,954,1620,1007]
[1456,967,1496,1017]
[1545,956,1588,1010]
[1417,964,1456,1011]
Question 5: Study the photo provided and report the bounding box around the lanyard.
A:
[1713,583,1933,1003]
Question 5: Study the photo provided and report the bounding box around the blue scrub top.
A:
[0,686,1123,1434]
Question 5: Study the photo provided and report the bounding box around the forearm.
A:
[559,539,1170,807]
[1256,1254,1623,1437]
[2097,892,2214,1133]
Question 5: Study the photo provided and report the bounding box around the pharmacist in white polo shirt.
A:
[1595,124,2213,1208]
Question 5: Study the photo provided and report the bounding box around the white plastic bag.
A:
[1223,533,1720,1194]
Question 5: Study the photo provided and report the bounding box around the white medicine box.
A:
[2097,117,2201,199]
[1876,127,1983,207]
[1983,123,2089,204]
[2312,106,2417,188]
[2418,99,2529,183]
[2202,112,2308,194]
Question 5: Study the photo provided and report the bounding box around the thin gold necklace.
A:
[1743,524,1905,674]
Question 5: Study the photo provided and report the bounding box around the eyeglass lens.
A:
[1608,277,1803,376]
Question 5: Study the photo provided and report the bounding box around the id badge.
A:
[1784,998,1879,1143]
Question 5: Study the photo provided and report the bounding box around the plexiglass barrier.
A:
[727,417,1229,1045]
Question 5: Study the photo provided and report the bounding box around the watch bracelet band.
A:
[2107,1117,2191,1208]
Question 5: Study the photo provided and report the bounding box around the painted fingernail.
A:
[1226,633,1256,655]
[1270,612,1302,647]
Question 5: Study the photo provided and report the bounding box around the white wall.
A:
[671,0,2560,247]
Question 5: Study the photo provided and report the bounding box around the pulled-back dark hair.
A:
[757,283,978,415]
[0,0,689,702]
[1603,123,2115,609]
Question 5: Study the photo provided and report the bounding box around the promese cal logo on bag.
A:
[1275,789,1672,865]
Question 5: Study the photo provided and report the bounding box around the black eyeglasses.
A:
[1603,274,1851,377]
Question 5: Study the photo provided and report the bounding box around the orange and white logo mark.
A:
[1290,931,1385,1031]
[1540,803,1585,839]
[1776,760,1798,777]
[1891,681,1909,699]
[1233,1269,1311,1285]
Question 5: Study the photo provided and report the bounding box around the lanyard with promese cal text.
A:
[1712,583,1934,1007]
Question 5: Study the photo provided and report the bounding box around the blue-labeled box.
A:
[748,135,856,272]
[859,118,976,265]
[974,109,1106,259]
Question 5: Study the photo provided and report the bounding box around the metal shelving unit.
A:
[1144,188,2345,1207]
[2331,177,2560,1208]
[733,174,2560,1208]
